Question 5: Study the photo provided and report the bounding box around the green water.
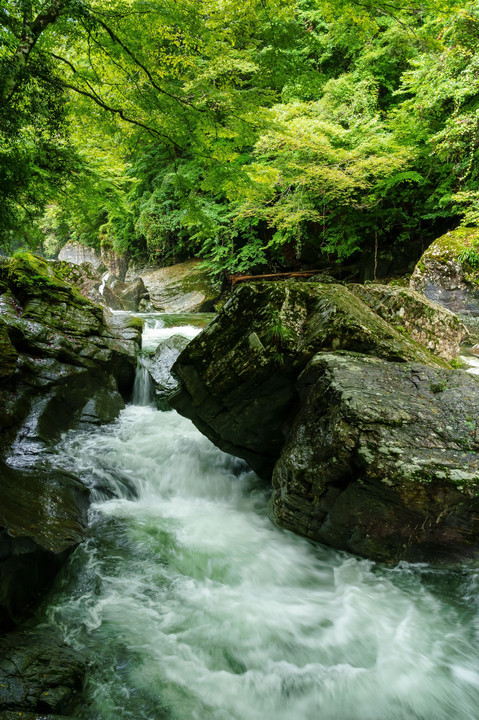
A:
[44,404,479,720]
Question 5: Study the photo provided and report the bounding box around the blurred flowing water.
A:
[42,315,479,720]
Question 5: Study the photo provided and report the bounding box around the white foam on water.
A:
[48,406,479,720]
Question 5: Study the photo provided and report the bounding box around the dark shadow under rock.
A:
[0,461,89,630]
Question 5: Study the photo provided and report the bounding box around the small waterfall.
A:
[132,354,154,406]
[99,271,110,296]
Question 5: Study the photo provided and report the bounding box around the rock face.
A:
[138,260,220,312]
[0,252,140,627]
[0,254,140,456]
[53,261,150,312]
[109,276,149,312]
[171,278,479,563]
[0,461,89,629]
[410,228,479,334]
[271,353,479,564]
[149,335,190,410]
[349,283,468,361]
[0,629,86,716]
[58,241,103,270]
[171,280,447,478]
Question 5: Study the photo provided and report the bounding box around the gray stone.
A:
[58,242,102,270]
[171,281,446,478]
[349,283,468,361]
[271,352,479,563]
[149,335,190,409]
[139,260,220,313]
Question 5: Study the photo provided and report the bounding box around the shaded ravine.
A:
[33,317,479,720]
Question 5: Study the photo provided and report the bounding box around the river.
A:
[39,314,479,719]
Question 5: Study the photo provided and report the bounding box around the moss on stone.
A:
[125,315,144,331]
[422,227,479,263]
[7,252,93,308]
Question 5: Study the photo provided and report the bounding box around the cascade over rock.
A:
[171,279,478,562]
[171,280,448,479]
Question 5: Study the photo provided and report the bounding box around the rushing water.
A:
[40,316,479,720]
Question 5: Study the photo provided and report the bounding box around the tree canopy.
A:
[0,0,476,275]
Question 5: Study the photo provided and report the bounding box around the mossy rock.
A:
[410,228,479,325]
[4,253,104,337]
[349,283,468,361]
[271,352,479,564]
[171,281,447,477]
[7,253,91,306]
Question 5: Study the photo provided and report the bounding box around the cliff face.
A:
[0,252,140,629]
[170,279,479,563]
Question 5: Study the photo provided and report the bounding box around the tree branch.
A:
[43,73,182,149]
[87,12,205,113]
[1,0,67,102]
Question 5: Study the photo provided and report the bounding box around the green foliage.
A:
[458,246,479,268]
[0,0,476,275]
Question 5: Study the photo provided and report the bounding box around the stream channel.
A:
[36,313,479,719]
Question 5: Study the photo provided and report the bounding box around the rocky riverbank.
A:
[170,277,479,563]
[0,252,141,717]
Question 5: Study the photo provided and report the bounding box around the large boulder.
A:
[0,253,140,456]
[271,353,479,563]
[137,259,220,312]
[0,629,86,716]
[0,461,89,630]
[109,276,149,312]
[349,283,468,361]
[410,227,479,336]
[171,281,446,477]
[149,334,190,410]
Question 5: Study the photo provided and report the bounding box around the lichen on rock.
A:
[171,280,447,478]
[349,283,468,361]
[410,227,479,334]
[270,352,479,563]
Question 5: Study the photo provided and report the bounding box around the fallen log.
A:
[230,270,322,287]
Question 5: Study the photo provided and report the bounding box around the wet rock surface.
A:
[0,629,86,716]
[171,280,447,478]
[171,279,479,562]
[0,253,140,630]
[271,353,479,563]
[0,460,89,629]
[149,335,190,410]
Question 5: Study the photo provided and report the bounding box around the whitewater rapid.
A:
[41,316,479,720]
